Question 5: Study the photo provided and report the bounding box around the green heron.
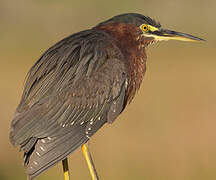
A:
[9,13,204,180]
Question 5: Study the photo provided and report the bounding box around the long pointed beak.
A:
[151,29,205,42]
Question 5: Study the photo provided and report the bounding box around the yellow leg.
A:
[82,143,99,180]
[62,158,70,180]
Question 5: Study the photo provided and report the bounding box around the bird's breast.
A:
[123,43,147,104]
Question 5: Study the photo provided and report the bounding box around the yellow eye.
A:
[140,24,149,32]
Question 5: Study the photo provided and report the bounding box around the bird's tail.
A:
[26,125,89,180]
[25,116,106,180]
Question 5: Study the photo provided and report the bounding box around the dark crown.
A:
[97,13,161,28]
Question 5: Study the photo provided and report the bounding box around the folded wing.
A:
[9,29,127,179]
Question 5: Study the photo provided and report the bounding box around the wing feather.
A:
[9,29,127,179]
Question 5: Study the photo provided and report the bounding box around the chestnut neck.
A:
[96,23,149,104]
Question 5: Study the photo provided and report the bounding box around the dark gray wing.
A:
[10,57,126,144]
[9,29,127,179]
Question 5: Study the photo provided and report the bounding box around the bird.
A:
[9,13,204,180]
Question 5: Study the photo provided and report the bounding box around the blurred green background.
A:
[1,0,215,180]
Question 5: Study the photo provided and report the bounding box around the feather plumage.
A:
[10,29,127,179]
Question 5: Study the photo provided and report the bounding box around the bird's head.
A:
[97,13,205,45]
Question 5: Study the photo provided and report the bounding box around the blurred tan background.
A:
[1,0,215,180]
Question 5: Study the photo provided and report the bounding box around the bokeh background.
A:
[1,0,215,180]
